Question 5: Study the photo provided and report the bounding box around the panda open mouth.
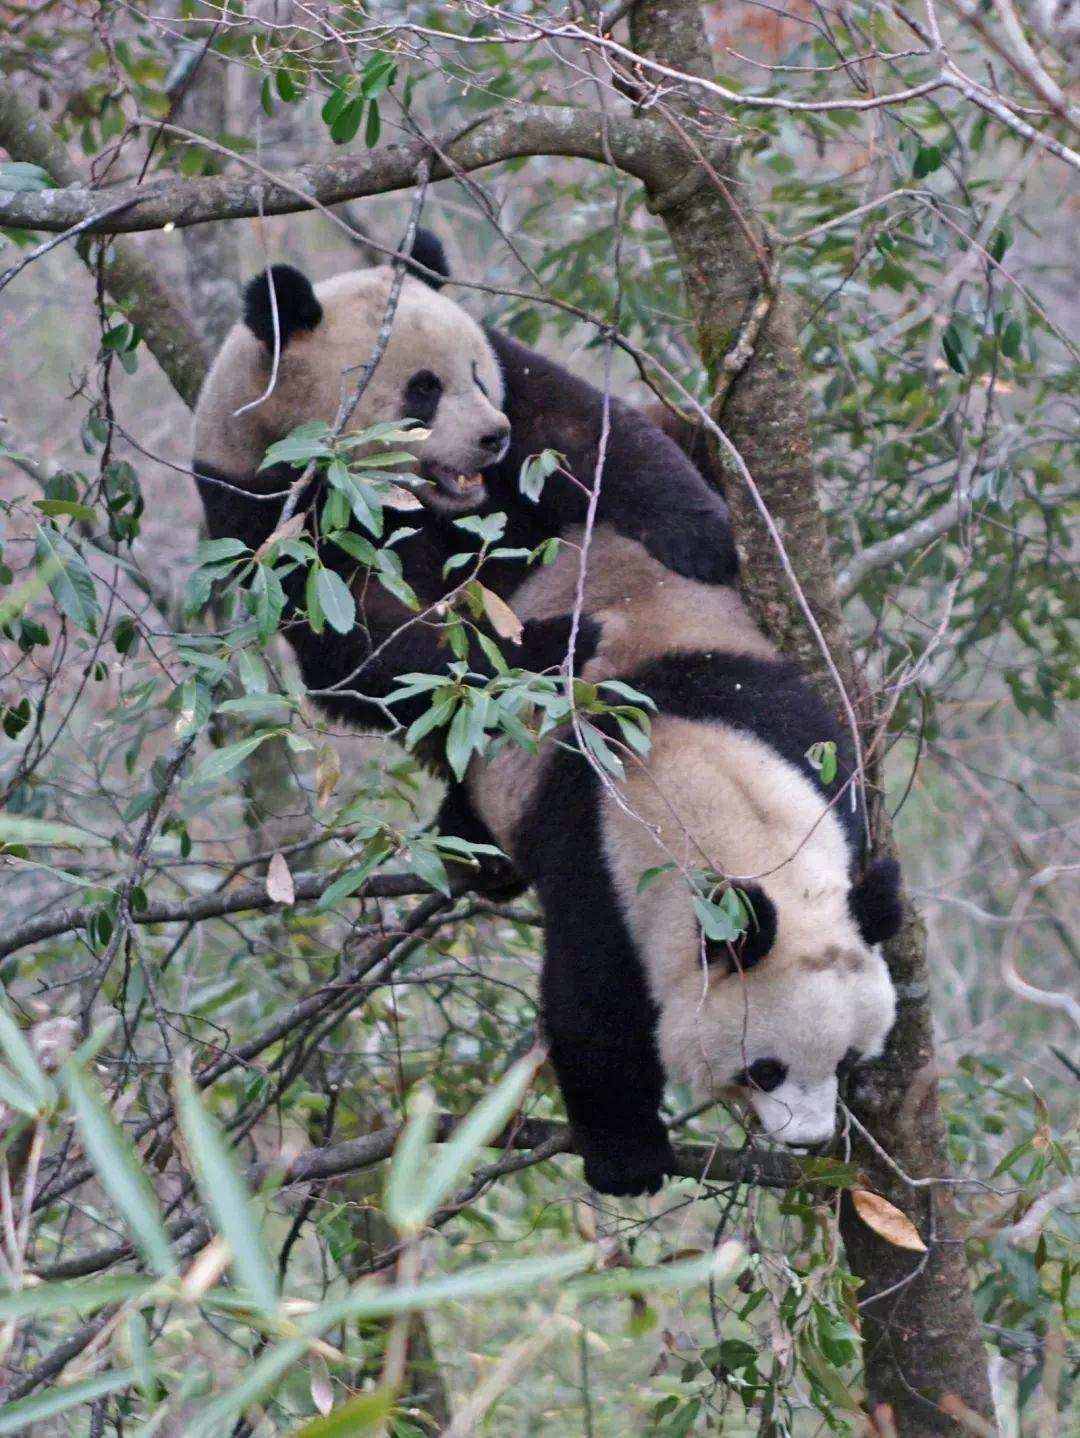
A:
[421,461,487,504]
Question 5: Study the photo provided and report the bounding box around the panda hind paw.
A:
[580,1135,676,1198]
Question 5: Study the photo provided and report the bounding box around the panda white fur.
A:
[466,525,903,1195]
[192,234,902,1197]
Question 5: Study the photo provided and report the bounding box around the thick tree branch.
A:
[0,103,675,235]
[0,88,209,407]
[836,497,969,598]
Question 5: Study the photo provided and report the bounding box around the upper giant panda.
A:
[192,232,735,847]
[466,526,904,1194]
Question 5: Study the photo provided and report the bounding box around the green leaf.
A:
[34,524,99,633]
[316,568,356,634]
[692,895,742,944]
[291,1390,394,1436]
[572,1241,745,1297]
[314,842,394,911]
[0,989,53,1109]
[0,814,108,848]
[0,1369,139,1435]
[941,325,966,374]
[321,1247,595,1326]
[365,99,381,147]
[33,498,96,522]
[413,1051,542,1223]
[330,96,366,144]
[518,449,561,502]
[0,1275,153,1324]
[174,1069,278,1313]
[189,1251,594,1435]
[62,1065,176,1277]
[0,161,57,193]
[384,1085,439,1234]
[1000,319,1023,359]
[192,730,281,786]
[185,1338,309,1438]
[912,144,942,178]
[195,536,249,565]
[259,422,332,470]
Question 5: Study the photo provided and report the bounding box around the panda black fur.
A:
[465,525,904,1195]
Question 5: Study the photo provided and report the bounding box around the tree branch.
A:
[836,496,968,598]
[37,1114,806,1286]
[0,103,674,234]
[0,871,430,963]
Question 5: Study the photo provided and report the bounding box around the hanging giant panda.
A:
[192,232,902,1196]
[466,525,904,1194]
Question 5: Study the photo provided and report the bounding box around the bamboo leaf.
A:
[0,814,108,849]
[62,1065,176,1278]
[0,1368,138,1435]
[0,990,53,1108]
[416,1050,543,1221]
[0,1275,153,1323]
[174,1069,278,1313]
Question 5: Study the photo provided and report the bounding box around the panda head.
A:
[202,231,509,514]
[658,858,903,1148]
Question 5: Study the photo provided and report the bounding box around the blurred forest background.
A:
[0,2,1076,1435]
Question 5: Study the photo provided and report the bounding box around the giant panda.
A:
[465,524,904,1195]
[192,232,736,851]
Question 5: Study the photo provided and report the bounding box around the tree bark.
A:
[628,3,995,1432]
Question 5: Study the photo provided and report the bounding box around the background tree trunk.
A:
[629,3,995,1431]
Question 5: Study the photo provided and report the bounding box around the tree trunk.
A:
[629,4,994,1431]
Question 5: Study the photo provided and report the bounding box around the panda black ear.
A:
[242,264,323,350]
[704,884,777,975]
[849,858,904,946]
[407,229,450,290]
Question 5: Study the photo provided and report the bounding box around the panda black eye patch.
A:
[735,1058,787,1092]
[403,370,443,425]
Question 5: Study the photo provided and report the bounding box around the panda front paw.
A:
[578,1130,677,1198]
[643,506,738,586]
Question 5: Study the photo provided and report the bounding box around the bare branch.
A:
[0,871,429,963]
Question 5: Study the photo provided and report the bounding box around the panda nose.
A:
[479,425,510,455]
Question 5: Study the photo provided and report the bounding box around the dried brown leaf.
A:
[851,1188,927,1252]
[266,852,295,905]
[478,584,523,644]
[315,744,342,808]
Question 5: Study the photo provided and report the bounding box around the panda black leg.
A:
[541,927,675,1197]
[520,746,676,1198]
[434,782,528,901]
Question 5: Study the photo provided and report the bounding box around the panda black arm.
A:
[484,330,737,586]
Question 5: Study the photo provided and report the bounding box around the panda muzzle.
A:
[422,461,487,499]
